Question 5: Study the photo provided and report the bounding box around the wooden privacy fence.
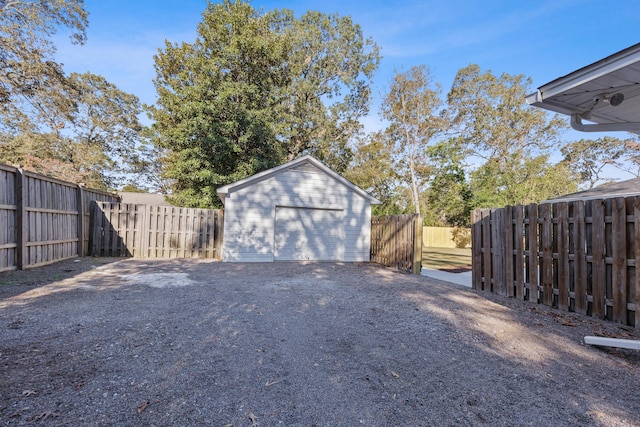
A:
[471,197,639,328]
[0,163,118,271]
[90,202,223,259]
[423,226,471,248]
[371,214,423,274]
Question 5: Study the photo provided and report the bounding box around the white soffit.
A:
[525,43,640,134]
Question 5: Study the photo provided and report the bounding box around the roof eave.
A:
[536,43,640,100]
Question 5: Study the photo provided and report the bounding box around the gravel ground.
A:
[1,257,639,427]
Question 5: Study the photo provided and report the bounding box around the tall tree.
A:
[0,72,147,189]
[0,1,149,189]
[423,139,472,226]
[380,65,447,214]
[561,136,627,188]
[279,10,379,171]
[151,0,379,207]
[0,0,87,134]
[344,132,402,215]
[447,64,576,206]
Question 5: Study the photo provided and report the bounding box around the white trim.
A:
[584,336,640,350]
[534,43,640,100]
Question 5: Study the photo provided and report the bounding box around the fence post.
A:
[412,214,423,275]
[573,200,587,315]
[591,199,606,319]
[76,185,85,256]
[504,206,514,297]
[15,168,26,270]
[611,197,628,324]
[471,209,482,290]
[526,204,539,302]
[491,208,507,296]
[557,202,569,311]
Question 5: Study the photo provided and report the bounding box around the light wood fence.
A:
[0,164,118,271]
[371,214,423,274]
[423,226,471,248]
[90,202,223,259]
[471,197,639,328]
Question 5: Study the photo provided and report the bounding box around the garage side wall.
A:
[222,165,372,262]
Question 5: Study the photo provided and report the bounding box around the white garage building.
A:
[217,155,381,262]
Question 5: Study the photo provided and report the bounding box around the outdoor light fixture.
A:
[593,92,625,106]
[609,92,625,106]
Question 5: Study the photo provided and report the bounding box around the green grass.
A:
[422,246,472,272]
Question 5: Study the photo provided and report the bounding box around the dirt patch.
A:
[1,258,639,426]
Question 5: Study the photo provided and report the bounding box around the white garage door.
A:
[274,207,344,261]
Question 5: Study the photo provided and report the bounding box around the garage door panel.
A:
[274,207,344,261]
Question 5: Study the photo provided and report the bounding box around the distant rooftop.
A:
[544,178,640,203]
[118,192,172,206]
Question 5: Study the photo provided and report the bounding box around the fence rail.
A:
[371,214,423,274]
[471,197,639,328]
[90,202,223,259]
[0,163,118,271]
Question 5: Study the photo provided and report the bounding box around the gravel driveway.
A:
[1,258,639,426]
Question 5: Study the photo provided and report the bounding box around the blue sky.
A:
[55,0,640,179]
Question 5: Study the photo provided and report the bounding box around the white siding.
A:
[222,162,373,262]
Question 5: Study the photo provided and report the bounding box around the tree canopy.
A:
[151,0,380,208]
[347,64,584,225]
[0,0,149,189]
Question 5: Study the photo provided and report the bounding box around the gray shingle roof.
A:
[544,178,640,203]
[117,192,172,206]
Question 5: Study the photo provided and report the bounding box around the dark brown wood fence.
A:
[90,202,224,259]
[471,197,639,328]
[0,163,118,271]
[371,214,423,274]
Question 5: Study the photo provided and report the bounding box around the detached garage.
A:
[217,155,381,262]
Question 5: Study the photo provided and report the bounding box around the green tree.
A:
[423,139,472,226]
[0,1,149,189]
[621,139,640,177]
[0,72,147,189]
[151,0,379,208]
[344,132,403,215]
[447,64,576,206]
[0,0,87,134]
[561,136,627,188]
[380,65,447,214]
[278,10,379,171]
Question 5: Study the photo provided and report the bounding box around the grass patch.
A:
[422,246,472,272]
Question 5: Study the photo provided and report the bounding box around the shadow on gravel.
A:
[399,281,640,426]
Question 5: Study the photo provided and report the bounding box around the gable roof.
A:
[216,155,382,205]
[525,43,640,134]
[544,177,640,204]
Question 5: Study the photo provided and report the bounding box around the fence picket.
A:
[514,205,524,299]
[591,199,606,319]
[573,201,587,315]
[557,202,569,311]
[612,197,628,324]
[482,210,492,292]
[505,206,514,297]
[634,196,640,328]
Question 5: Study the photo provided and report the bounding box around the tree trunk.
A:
[409,154,420,215]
